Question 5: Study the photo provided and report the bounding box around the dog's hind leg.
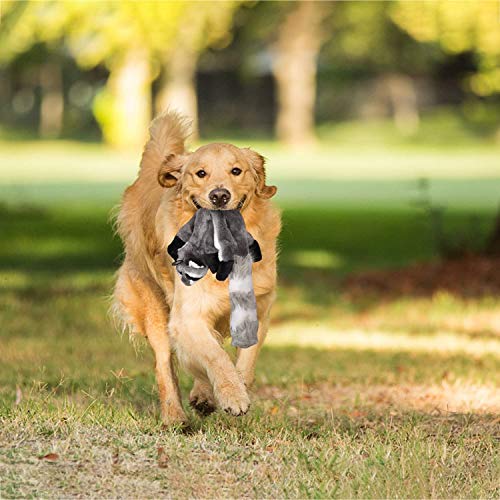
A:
[189,379,216,416]
[114,267,186,425]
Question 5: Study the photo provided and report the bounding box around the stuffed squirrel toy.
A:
[167,208,262,349]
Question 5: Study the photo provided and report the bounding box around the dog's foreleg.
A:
[117,271,186,425]
[146,318,187,426]
[169,297,250,416]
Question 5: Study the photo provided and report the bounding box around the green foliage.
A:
[0,0,70,63]
[0,0,237,69]
[392,1,500,95]
[319,1,445,75]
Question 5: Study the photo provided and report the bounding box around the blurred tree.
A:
[0,1,239,145]
[0,1,185,147]
[235,0,429,142]
[235,1,333,145]
[155,2,239,141]
[38,57,64,138]
[74,2,186,147]
[0,1,68,138]
[320,0,435,135]
[272,0,332,146]
[391,1,500,97]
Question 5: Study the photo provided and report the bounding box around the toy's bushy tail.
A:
[229,255,259,348]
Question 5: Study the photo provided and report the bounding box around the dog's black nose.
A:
[209,188,231,208]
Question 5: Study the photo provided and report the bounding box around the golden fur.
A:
[113,111,281,423]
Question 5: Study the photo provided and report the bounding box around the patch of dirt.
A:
[256,382,500,415]
[343,256,500,300]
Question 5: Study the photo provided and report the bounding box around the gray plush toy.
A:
[168,208,262,348]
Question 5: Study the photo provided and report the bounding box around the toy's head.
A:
[157,143,277,213]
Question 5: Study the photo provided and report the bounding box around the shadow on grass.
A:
[0,203,122,273]
[1,202,497,304]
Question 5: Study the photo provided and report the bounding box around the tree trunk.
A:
[95,49,151,148]
[155,45,198,141]
[385,74,420,136]
[39,61,64,138]
[272,1,327,146]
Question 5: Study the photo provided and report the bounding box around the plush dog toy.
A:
[167,208,262,348]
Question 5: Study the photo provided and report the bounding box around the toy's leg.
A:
[189,379,216,415]
[169,293,250,416]
[114,268,186,425]
[236,292,275,387]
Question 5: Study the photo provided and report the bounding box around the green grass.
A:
[0,133,499,497]
[1,200,499,498]
[1,268,499,498]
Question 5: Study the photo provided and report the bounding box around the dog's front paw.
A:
[161,403,188,427]
[214,381,250,416]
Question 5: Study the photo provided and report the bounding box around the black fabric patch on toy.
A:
[168,208,262,348]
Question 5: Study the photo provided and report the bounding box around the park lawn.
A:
[1,200,499,498]
[1,130,499,497]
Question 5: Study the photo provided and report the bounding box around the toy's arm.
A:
[167,235,185,261]
[167,217,195,260]
[246,232,262,262]
[215,260,234,281]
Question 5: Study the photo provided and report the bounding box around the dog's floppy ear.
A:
[243,148,277,199]
[158,153,187,188]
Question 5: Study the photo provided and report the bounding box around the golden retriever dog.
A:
[113,111,281,425]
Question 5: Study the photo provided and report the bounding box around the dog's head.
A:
[157,143,277,211]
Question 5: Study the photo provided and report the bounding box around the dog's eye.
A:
[196,170,207,178]
[231,167,242,176]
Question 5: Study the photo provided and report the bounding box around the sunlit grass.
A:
[267,323,500,359]
[1,131,500,185]
[286,249,345,270]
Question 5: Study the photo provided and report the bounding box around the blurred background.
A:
[1,0,500,432]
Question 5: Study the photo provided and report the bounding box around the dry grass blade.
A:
[157,446,169,469]
[38,453,59,461]
[15,386,22,405]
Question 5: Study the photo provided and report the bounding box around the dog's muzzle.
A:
[191,195,247,211]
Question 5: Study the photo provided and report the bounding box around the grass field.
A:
[1,138,499,498]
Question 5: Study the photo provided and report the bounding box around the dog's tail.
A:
[140,110,191,174]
